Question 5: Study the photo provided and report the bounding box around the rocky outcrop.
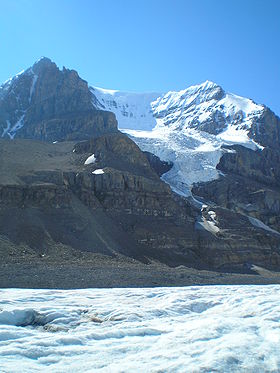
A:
[74,133,157,178]
[249,108,280,148]
[0,58,118,141]
[0,184,71,208]
[193,145,280,233]
[217,145,280,187]
[0,136,199,266]
[143,151,173,177]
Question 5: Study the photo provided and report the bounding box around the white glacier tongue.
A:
[0,286,279,372]
[124,126,223,196]
[93,81,265,196]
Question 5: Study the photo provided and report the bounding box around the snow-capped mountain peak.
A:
[151,80,264,134]
[92,81,268,196]
[154,80,225,111]
[0,58,116,141]
[92,80,265,136]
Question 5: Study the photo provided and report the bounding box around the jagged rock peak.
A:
[0,57,118,141]
[31,57,82,81]
[33,56,54,67]
[30,56,58,74]
[0,57,83,88]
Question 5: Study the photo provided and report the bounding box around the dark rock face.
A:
[194,110,227,135]
[249,108,280,148]
[193,145,280,235]
[217,145,280,186]
[143,151,173,177]
[21,110,117,142]
[0,58,118,141]
[0,137,200,267]
[74,133,157,179]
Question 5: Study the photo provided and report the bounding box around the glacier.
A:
[92,81,265,196]
[0,286,279,372]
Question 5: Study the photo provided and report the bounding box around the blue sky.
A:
[1,0,279,115]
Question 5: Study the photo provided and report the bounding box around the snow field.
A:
[0,286,279,372]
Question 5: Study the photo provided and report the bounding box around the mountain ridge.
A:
[91,77,280,198]
[1,57,280,286]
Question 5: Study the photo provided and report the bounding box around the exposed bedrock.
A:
[193,145,280,235]
[1,134,280,271]
[0,58,118,141]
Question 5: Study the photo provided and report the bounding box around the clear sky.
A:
[1,0,279,115]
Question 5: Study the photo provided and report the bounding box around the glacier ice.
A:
[0,286,279,372]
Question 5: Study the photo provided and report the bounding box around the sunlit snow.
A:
[29,73,38,103]
[92,87,160,131]
[0,286,279,372]
[92,169,104,175]
[93,81,265,196]
[9,114,26,139]
[84,153,96,165]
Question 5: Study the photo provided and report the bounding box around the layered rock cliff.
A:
[1,134,280,271]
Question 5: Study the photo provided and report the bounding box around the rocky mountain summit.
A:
[0,57,117,141]
[0,58,280,287]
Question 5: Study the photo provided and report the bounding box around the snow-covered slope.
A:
[92,81,265,196]
[91,87,160,130]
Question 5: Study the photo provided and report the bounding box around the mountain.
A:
[0,57,117,141]
[0,58,280,287]
[92,81,280,196]
[92,81,280,240]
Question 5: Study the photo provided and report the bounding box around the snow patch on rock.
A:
[9,114,25,139]
[92,169,104,175]
[84,154,96,165]
[29,73,38,103]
